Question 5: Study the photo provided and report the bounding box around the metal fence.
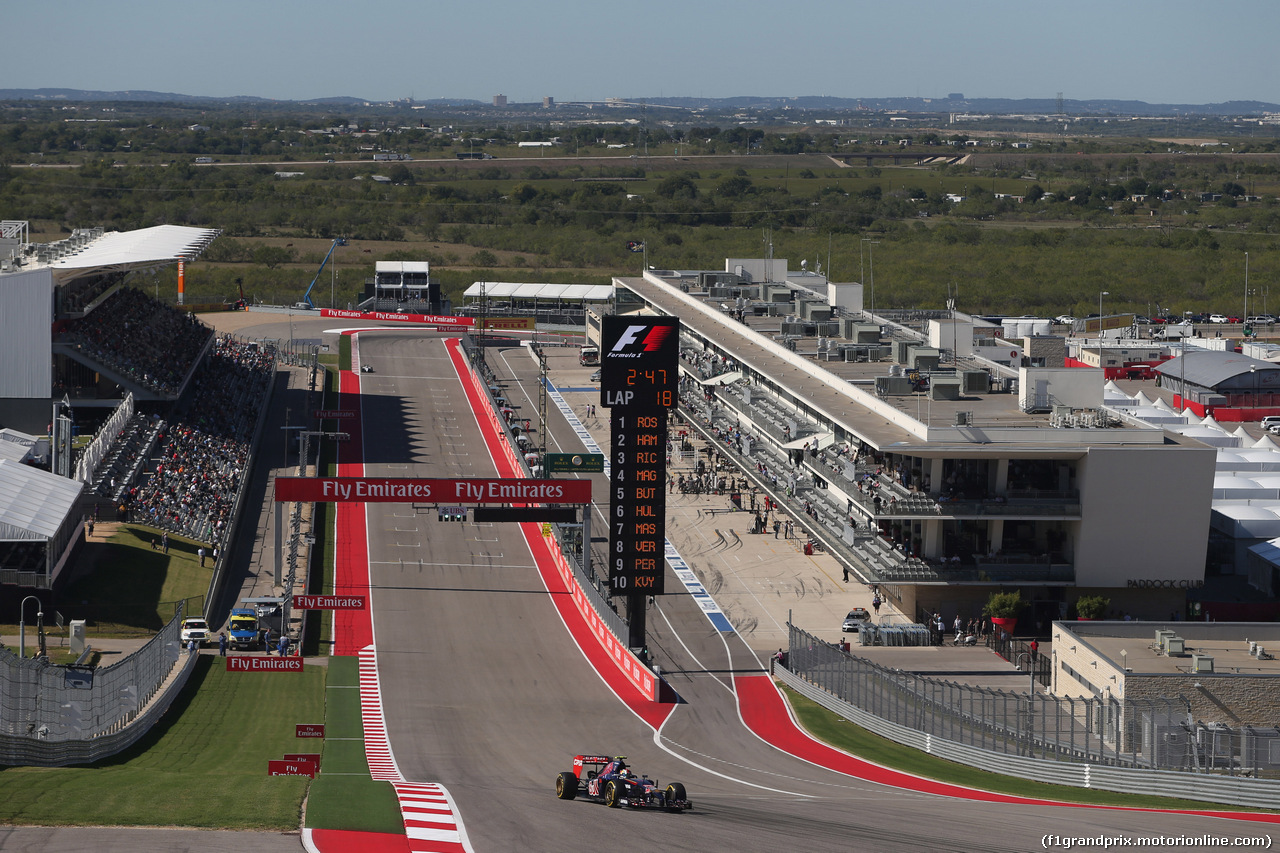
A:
[986,630,1051,687]
[0,605,189,765]
[785,623,1280,776]
[775,663,1280,809]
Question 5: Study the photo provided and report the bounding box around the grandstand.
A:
[1,223,220,433]
[0,222,286,595]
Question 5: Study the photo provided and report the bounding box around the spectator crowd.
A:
[57,287,213,395]
[120,336,276,547]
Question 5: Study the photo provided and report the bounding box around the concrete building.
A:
[610,260,1218,623]
[1053,620,1280,727]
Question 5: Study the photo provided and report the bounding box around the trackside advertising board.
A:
[296,724,325,738]
[319,308,475,327]
[293,595,367,610]
[268,759,317,777]
[227,657,303,672]
[275,477,591,504]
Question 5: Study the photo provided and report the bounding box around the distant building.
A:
[542,96,554,109]
[947,92,964,100]
[493,94,507,107]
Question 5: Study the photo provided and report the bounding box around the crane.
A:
[300,237,347,308]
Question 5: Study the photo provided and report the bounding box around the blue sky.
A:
[7,0,1278,106]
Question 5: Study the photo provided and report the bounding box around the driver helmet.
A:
[617,768,628,778]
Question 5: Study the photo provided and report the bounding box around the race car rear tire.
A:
[555,771,577,800]
[665,782,686,810]
[604,780,621,808]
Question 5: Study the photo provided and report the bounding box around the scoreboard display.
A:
[600,317,680,410]
[600,316,679,597]
[608,409,668,594]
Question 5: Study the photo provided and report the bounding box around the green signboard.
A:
[545,453,605,474]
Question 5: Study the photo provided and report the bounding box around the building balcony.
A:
[848,478,1081,520]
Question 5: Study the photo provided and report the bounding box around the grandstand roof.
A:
[0,459,83,541]
[463,281,614,301]
[50,225,220,281]
[376,261,430,274]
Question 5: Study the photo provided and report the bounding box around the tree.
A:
[655,173,699,200]
[250,245,296,269]
[715,175,752,198]
[982,590,1023,619]
[1074,594,1110,620]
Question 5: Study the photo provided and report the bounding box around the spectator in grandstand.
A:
[128,337,275,549]
[56,288,213,395]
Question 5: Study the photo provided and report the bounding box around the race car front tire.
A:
[665,782,687,810]
[555,771,578,800]
[604,780,621,808]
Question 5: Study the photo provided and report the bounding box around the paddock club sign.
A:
[274,477,592,504]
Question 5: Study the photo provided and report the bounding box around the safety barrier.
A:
[456,339,657,701]
[0,607,195,766]
[780,628,1280,808]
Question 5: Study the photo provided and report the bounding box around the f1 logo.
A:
[610,324,675,354]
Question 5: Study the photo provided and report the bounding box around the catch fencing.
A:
[0,605,193,766]
[787,622,1280,779]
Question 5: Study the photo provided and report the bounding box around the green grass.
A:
[779,684,1262,812]
[338,335,351,372]
[0,656,324,829]
[58,524,212,631]
[305,656,404,834]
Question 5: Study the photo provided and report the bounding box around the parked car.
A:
[180,617,210,647]
[1209,314,1229,324]
[1248,316,1276,326]
[842,607,871,632]
[1053,315,1075,325]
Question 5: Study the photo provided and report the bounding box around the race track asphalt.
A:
[351,332,1277,853]
[8,317,1274,853]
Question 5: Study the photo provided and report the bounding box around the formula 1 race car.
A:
[555,755,691,812]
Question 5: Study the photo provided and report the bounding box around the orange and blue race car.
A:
[555,754,691,812]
